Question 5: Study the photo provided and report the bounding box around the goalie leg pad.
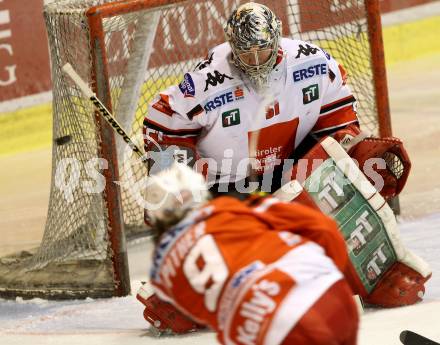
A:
[277,137,431,308]
[361,262,432,308]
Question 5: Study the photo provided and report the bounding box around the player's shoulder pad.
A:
[281,38,332,67]
[179,43,240,102]
[174,43,243,119]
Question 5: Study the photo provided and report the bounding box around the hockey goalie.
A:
[139,1,432,339]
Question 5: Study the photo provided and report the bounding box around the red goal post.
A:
[366,0,392,138]
[0,0,392,299]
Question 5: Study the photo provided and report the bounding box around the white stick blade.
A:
[62,63,94,99]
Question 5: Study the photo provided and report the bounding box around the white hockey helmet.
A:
[224,2,282,88]
[145,162,210,228]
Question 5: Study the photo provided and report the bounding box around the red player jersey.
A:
[150,196,348,344]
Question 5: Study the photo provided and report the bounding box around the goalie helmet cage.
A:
[0,0,391,299]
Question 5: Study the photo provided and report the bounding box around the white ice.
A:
[1,214,439,345]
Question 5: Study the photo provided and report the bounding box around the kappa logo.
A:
[302,84,319,104]
[195,52,214,71]
[178,73,195,98]
[295,44,319,59]
[204,70,233,91]
[222,109,240,127]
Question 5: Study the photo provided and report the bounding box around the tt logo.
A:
[222,109,240,127]
[366,243,389,279]
[350,210,373,251]
[317,171,343,212]
[303,84,319,104]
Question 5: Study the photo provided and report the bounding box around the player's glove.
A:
[136,283,204,335]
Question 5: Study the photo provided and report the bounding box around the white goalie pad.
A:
[274,137,431,293]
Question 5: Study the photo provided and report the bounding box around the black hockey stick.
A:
[62,63,146,163]
[400,330,439,345]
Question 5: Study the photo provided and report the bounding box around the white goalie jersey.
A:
[144,38,358,182]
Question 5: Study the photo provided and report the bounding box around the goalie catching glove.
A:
[332,124,411,199]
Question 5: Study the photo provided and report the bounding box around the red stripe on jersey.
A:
[186,104,204,120]
[143,131,159,150]
[143,118,202,136]
[280,280,358,345]
[338,64,348,86]
[320,95,356,114]
[312,105,358,133]
[275,48,284,66]
[152,94,174,116]
[161,136,198,148]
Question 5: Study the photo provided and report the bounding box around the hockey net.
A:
[0,0,390,299]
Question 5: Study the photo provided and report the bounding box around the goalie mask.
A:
[145,162,210,235]
[225,2,282,88]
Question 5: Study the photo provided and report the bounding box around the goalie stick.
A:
[62,63,146,164]
[400,330,440,345]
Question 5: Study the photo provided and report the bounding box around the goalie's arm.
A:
[62,63,146,163]
[143,86,203,173]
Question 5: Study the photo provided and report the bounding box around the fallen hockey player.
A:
[138,162,359,344]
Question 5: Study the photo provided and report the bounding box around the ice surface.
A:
[1,214,439,345]
[2,11,440,345]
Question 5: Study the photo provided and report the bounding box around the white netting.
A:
[0,0,380,299]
